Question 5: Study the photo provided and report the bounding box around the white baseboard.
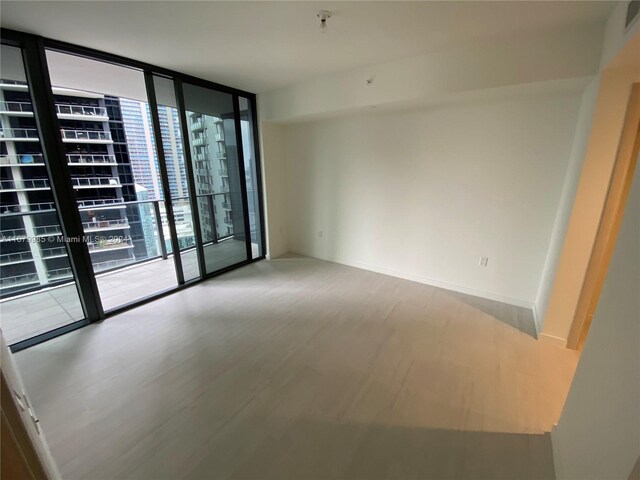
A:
[539,332,567,348]
[293,251,534,309]
[532,302,542,335]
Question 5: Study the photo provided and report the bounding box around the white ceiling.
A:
[1,1,615,94]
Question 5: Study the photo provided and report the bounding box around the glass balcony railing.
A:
[0,273,39,289]
[72,177,121,188]
[1,202,55,215]
[82,219,129,231]
[0,251,34,265]
[0,228,28,240]
[192,136,206,147]
[93,258,136,273]
[0,154,45,165]
[0,179,50,191]
[56,104,108,117]
[0,101,33,113]
[34,225,62,237]
[61,129,112,142]
[0,128,39,140]
[216,150,226,159]
[0,102,107,118]
[87,238,134,252]
[191,120,205,131]
[46,267,73,281]
[214,132,224,142]
[76,198,124,208]
[67,154,117,165]
[40,246,68,259]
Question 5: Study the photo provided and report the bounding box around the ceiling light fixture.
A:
[317,10,332,33]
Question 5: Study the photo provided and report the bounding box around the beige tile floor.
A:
[1,239,256,344]
[13,255,578,479]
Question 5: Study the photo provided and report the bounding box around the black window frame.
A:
[1,28,267,352]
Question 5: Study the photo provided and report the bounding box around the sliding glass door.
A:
[180,83,250,274]
[44,50,178,312]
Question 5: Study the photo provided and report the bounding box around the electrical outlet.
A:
[318,230,323,238]
[479,256,489,267]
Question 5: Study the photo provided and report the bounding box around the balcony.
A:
[216,150,226,159]
[193,152,207,161]
[221,201,231,210]
[72,177,121,189]
[0,178,50,192]
[0,228,27,241]
[87,238,134,253]
[0,101,33,116]
[191,120,205,131]
[0,102,108,120]
[0,154,45,166]
[218,168,229,177]
[214,132,224,142]
[41,246,68,259]
[46,267,73,281]
[0,273,39,290]
[61,129,112,143]
[56,104,108,120]
[223,217,233,227]
[77,198,125,209]
[0,251,34,266]
[67,154,117,165]
[93,258,135,273]
[82,219,130,232]
[1,202,55,215]
[34,225,62,237]
[1,235,259,344]
[0,128,39,142]
[192,136,207,147]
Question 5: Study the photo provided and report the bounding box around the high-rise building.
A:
[187,112,234,242]
[0,81,153,298]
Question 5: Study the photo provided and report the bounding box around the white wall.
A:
[534,78,600,329]
[259,26,601,123]
[551,163,640,480]
[281,92,581,306]
[260,121,288,259]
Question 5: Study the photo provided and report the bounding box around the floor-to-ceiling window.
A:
[0,31,265,350]
[0,44,86,344]
[181,83,251,274]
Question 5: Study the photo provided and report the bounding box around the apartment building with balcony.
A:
[188,112,235,242]
[0,81,149,297]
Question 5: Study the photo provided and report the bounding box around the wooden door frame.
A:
[567,83,640,349]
